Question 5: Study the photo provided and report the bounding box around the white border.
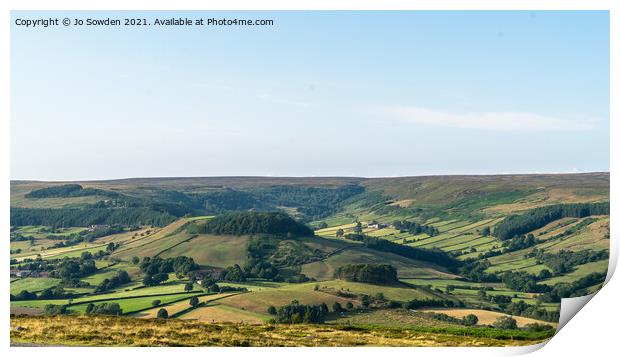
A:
[2,1,616,356]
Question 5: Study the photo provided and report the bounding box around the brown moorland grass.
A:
[420,308,557,328]
[180,303,267,324]
[10,315,551,347]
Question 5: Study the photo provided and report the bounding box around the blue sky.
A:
[11,11,609,180]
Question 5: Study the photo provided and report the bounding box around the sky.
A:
[11,11,610,180]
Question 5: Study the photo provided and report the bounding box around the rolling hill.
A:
[10,172,609,341]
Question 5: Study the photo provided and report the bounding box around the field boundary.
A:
[169,291,247,318]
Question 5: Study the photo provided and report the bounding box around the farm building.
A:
[88,224,110,232]
[367,223,388,229]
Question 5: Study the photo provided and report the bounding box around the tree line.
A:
[392,220,439,237]
[190,211,314,237]
[270,300,329,324]
[531,249,608,275]
[25,184,119,199]
[493,202,609,240]
[537,272,606,303]
[342,233,461,271]
[334,264,398,285]
[11,207,177,228]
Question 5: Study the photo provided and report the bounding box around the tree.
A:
[387,300,402,309]
[493,316,518,329]
[332,302,343,313]
[335,229,344,238]
[152,299,161,307]
[87,302,122,315]
[354,222,363,234]
[184,282,194,292]
[44,304,68,315]
[274,300,327,324]
[267,306,277,315]
[189,296,199,308]
[462,314,479,326]
[345,302,354,310]
[334,264,398,285]
[320,303,329,315]
[143,274,155,286]
[152,273,169,285]
[537,269,552,280]
[131,256,140,265]
[107,242,117,252]
[157,308,169,319]
[361,295,371,308]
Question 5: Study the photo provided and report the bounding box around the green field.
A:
[217,281,362,314]
[69,292,205,314]
[11,278,61,295]
[9,173,609,346]
[158,234,250,267]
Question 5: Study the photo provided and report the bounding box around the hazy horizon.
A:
[11,11,610,180]
[10,170,610,183]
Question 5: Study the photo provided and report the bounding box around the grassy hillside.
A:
[9,173,608,346]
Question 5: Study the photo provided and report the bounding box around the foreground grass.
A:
[10,315,552,347]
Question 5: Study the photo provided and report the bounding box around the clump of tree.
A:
[493,202,609,240]
[504,300,560,322]
[501,271,549,293]
[191,212,314,237]
[393,220,439,237]
[14,255,98,289]
[533,249,608,275]
[492,316,518,330]
[56,257,97,281]
[85,302,123,316]
[405,299,462,310]
[219,264,247,282]
[44,304,69,315]
[143,273,169,286]
[11,286,77,301]
[501,234,539,253]
[458,259,500,282]
[274,300,328,324]
[523,323,553,332]
[334,264,398,285]
[10,290,37,301]
[94,270,131,293]
[537,272,606,303]
[139,256,199,284]
[424,312,478,326]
